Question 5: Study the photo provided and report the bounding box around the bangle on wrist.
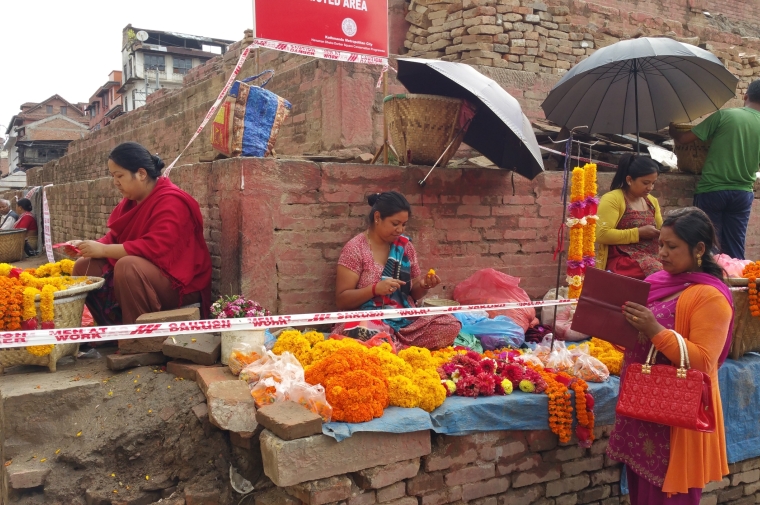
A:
[372,283,377,297]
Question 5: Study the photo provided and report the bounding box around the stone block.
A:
[376,481,406,503]
[562,456,604,477]
[420,485,462,505]
[195,365,236,395]
[206,380,258,433]
[354,459,421,490]
[261,430,432,487]
[445,463,496,486]
[255,489,303,505]
[512,463,562,488]
[119,307,200,354]
[462,476,510,501]
[407,472,445,496]
[231,431,255,450]
[732,469,760,487]
[499,484,543,505]
[348,490,377,505]
[590,466,621,487]
[166,360,206,381]
[106,352,167,371]
[254,400,323,441]
[286,476,352,505]
[162,333,220,366]
[7,466,51,489]
[578,485,611,504]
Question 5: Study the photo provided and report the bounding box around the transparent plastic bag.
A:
[568,343,590,362]
[239,350,304,385]
[573,353,610,382]
[228,343,263,376]
[533,334,553,365]
[545,341,573,373]
[517,352,545,369]
[286,382,333,422]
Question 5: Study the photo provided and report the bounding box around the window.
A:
[46,105,53,114]
[60,106,67,116]
[173,57,192,75]
[103,93,109,108]
[144,54,165,71]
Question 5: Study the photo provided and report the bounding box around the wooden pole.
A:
[383,70,389,165]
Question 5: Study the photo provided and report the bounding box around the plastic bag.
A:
[715,254,752,278]
[239,350,304,385]
[545,341,573,373]
[452,311,525,349]
[573,353,610,382]
[517,352,544,369]
[286,382,333,422]
[452,269,539,331]
[541,287,588,342]
[228,343,262,376]
[454,332,483,353]
[81,306,95,327]
[533,334,553,364]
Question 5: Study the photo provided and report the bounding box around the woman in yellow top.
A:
[596,154,663,279]
[610,207,733,504]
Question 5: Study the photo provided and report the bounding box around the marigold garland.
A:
[742,261,760,318]
[570,377,595,448]
[530,365,573,443]
[0,277,24,331]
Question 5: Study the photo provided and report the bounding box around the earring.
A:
[697,255,702,268]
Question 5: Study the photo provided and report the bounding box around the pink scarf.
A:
[646,270,734,365]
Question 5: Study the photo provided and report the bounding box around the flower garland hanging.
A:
[529,364,573,443]
[569,377,595,448]
[581,163,599,272]
[0,277,24,331]
[743,261,760,318]
[567,167,586,299]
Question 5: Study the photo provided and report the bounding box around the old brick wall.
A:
[255,425,760,505]
[38,159,760,314]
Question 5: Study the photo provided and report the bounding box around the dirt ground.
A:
[2,346,268,505]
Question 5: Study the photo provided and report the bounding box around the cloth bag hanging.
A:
[616,332,715,433]
[211,70,291,158]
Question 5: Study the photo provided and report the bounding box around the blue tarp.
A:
[324,355,760,464]
[323,379,619,442]
[719,354,760,463]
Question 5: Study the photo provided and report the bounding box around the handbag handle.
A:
[242,69,275,88]
[642,331,690,378]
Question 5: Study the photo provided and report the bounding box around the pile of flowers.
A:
[272,331,448,422]
[742,261,760,318]
[437,349,546,397]
[0,260,79,334]
[210,295,270,319]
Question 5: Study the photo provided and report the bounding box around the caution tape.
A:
[0,298,576,349]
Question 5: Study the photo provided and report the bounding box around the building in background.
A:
[119,25,234,113]
[0,149,8,177]
[86,71,124,131]
[3,95,89,171]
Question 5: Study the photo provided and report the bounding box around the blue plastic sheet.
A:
[453,312,525,349]
[719,354,760,463]
[324,379,619,442]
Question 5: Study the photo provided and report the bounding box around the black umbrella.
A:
[541,37,738,152]
[396,58,544,180]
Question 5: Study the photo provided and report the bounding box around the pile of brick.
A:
[707,43,760,86]
[403,1,595,74]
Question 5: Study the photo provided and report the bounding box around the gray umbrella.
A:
[541,37,739,151]
[396,57,544,180]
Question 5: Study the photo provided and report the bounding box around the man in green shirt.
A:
[670,80,760,259]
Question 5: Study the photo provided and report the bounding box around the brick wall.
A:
[255,425,760,505]
[402,0,760,109]
[38,159,760,314]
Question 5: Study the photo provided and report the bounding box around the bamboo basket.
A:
[672,123,709,174]
[0,229,26,263]
[423,298,460,307]
[383,94,472,167]
[0,277,105,373]
[729,285,760,360]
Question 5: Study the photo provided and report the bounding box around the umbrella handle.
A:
[418,119,471,187]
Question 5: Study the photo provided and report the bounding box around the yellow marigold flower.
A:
[26,345,54,357]
[414,370,446,412]
[388,376,421,408]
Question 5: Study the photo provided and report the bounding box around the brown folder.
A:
[570,268,651,349]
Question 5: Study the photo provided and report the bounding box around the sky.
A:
[0,0,253,136]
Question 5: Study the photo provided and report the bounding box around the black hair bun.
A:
[368,193,381,207]
[151,154,166,172]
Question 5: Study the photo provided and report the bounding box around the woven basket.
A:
[729,289,760,360]
[0,229,26,263]
[672,123,709,174]
[384,94,471,166]
[0,277,105,373]
[422,298,460,307]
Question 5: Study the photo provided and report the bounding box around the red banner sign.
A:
[253,0,389,58]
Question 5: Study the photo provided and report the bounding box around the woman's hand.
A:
[623,302,665,339]
[77,240,106,259]
[421,274,441,290]
[376,279,406,296]
[638,225,660,241]
[67,240,83,247]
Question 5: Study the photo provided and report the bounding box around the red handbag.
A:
[616,332,715,433]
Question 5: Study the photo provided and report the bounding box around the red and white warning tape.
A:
[0,298,575,349]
